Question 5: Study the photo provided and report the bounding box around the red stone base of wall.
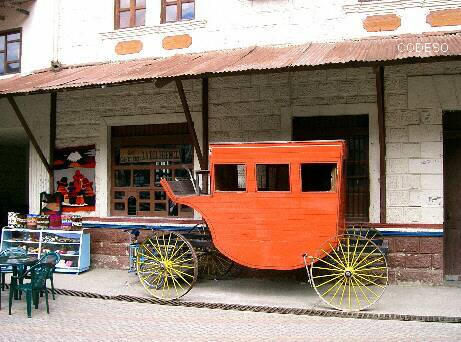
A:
[88,229,445,285]
[384,236,443,285]
[89,228,130,269]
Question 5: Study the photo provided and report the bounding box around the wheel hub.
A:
[344,267,353,278]
[163,260,173,270]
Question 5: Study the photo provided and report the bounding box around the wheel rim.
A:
[136,231,198,300]
[309,233,388,311]
[197,248,234,280]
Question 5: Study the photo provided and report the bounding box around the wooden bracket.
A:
[155,78,174,89]
[7,95,53,177]
[175,79,206,170]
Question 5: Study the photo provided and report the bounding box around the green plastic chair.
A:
[37,252,60,300]
[8,263,53,318]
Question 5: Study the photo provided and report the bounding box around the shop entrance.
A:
[443,111,461,279]
[110,123,194,218]
[293,114,370,222]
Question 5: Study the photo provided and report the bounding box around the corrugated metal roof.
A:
[0,31,460,95]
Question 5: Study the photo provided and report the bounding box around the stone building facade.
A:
[1,0,461,283]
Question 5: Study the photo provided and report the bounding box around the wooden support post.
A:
[7,95,53,177]
[175,79,206,170]
[202,78,209,168]
[49,92,57,192]
[375,65,386,223]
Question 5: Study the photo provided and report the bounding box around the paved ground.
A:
[1,294,461,342]
[49,269,461,317]
[1,268,461,341]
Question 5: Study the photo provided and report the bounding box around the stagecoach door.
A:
[293,115,369,223]
[443,111,461,279]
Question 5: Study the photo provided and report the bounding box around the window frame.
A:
[114,0,146,30]
[255,163,291,193]
[0,28,22,76]
[161,0,195,24]
[299,162,338,193]
[213,163,247,193]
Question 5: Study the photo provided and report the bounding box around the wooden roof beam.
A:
[7,95,53,177]
[175,79,206,170]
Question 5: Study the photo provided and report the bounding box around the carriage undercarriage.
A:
[136,225,388,312]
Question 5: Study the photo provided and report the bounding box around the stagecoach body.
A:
[161,141,346,270]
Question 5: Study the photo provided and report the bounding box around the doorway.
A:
[293,115,370,222]
[443,111,461,279]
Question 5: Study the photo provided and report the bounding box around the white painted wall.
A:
[4,0,461,73]
[0,1,54,74]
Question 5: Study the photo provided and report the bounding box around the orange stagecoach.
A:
[136,141,388,311]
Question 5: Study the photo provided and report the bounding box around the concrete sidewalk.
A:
[47,268,461,318]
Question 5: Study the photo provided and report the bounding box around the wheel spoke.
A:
[355,255,384,271]
[328,278,344,304]
[351,276,361,309]
[351,236,372,268]
[316,273,343,288]
[352,275,381,297]
[322,246,346,269]
[312,256,343,272]
[337,239,349,268]
[354,273,386,289]
[328,243,347,269]
[321,276,343,297]
[351,276,369,306]
[338,278,347,306]
[350,235,360,267]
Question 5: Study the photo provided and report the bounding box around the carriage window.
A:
[214,164,246,191]
[256,164,290,191]
[301,164,337,192]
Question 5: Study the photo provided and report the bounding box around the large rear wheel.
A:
[136,231,198,300]
[307,233,388,311]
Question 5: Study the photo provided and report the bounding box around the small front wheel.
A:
[136,231,198,300]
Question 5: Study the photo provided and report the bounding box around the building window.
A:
[115,0,146,30]
[0,30,21,75]
[161,0,195,23]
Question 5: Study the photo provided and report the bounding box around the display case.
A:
[1,228,90,274]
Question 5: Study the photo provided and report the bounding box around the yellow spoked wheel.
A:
[136,231,198,300]
[308,233,388,311]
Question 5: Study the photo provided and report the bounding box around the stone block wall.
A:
[385,61,461,224]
